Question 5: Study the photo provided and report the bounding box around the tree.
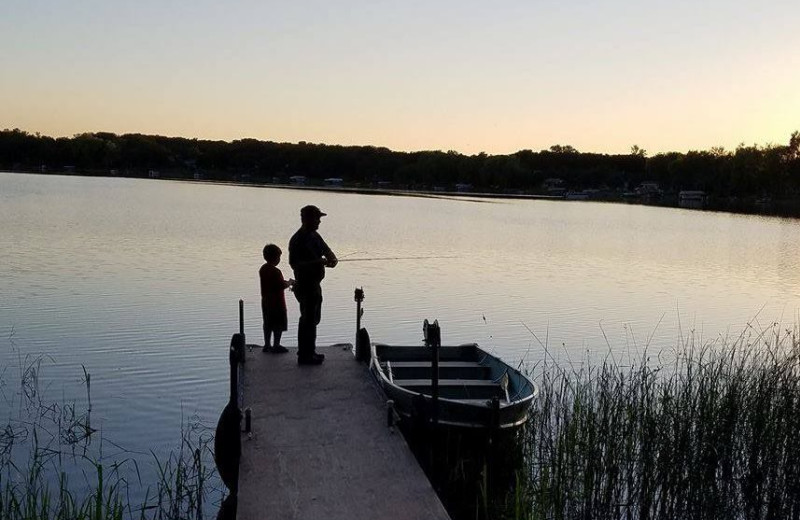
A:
[630,145,647,157]
[787,131,800,161]
[548,144,579,154]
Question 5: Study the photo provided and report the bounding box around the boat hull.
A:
[369,343,537,429]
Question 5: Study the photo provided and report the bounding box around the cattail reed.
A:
[518,323,800,520]
[0,352,220,520]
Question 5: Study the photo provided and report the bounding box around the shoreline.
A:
[4,169,800,218]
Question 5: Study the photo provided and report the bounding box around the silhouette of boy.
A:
[259,244,294,353]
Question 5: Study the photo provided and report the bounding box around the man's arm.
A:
[288,235,298,271]
[321,237,337,268]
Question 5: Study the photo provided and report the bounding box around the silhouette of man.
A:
[289,205,338,365]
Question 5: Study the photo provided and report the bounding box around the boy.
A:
[259,244,294,353]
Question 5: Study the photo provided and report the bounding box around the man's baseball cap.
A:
[301,205,327,218]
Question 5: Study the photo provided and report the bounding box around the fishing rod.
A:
[337,255,458,262]
[295,254,457,267]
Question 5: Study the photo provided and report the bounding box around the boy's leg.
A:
[261,301,271,351]
[263,327,273,353]
[272,331,288,353]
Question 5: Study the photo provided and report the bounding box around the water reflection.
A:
[2,171,800,501]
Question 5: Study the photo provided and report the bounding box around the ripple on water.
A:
[3,172,800,509]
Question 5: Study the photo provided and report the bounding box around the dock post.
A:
[355,287,364,333]
[423,319,442,491]
[487,396,501,501]
[230,333,246,406]
[431,334,439,426]
[230,336,238,404]
[354,288,370,362]
[238,299,246,363]
[423,320,441,427]
[239,299,244,335]
[215,332,245,519]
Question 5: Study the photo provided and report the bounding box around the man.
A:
[288,205,338,365]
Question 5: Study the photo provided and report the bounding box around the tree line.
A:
[2,128,799,205]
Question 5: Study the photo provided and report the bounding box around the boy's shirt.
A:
[259,263,286,310]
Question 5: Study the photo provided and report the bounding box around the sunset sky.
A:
[2,1,799,155]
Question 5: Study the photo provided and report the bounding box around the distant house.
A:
[565,191,589,200]
[543,177,565,196]
[148,170,160,178]
[679,190,707,209]
[289,175,307,185]
[324,177,343,187]
[455,183,473,193]
[635,182,662,196]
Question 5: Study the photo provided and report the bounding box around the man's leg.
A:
[295,287,313,359]
[309,288,323,354]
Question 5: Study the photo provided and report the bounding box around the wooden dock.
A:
[237,344,451,520]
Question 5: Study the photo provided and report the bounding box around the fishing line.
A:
[294,254,457,267]
[337,255,458,263]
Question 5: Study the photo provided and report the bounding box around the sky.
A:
[1,0,799,156]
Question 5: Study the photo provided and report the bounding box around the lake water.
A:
[3,171,800,504]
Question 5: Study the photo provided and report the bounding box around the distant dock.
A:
[236,344,451,520]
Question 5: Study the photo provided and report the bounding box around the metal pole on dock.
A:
[355,288,370,362]
[431,324,440,427]
[230,333,244,405]
[423,319,442,492]
[239,299,244,337]
[423,319,441,427]
[355,287,364,334]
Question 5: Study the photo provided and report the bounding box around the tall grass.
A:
[0,426,216,520]
[1,333,221,520]
[520,322,800,519]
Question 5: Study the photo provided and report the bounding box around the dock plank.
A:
[237,344,451,520]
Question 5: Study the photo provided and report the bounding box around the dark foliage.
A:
[2,129,799,204]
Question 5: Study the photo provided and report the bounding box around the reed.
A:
[0,337,220,520]
[518,322,800,520]
[0,432,216,520]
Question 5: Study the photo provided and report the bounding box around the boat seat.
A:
[387,361,490,380]
[373,345,478,361]
[390,361,483,368]
[448,399,507,406]
[393,379,497,387]
[393,379,503,400]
